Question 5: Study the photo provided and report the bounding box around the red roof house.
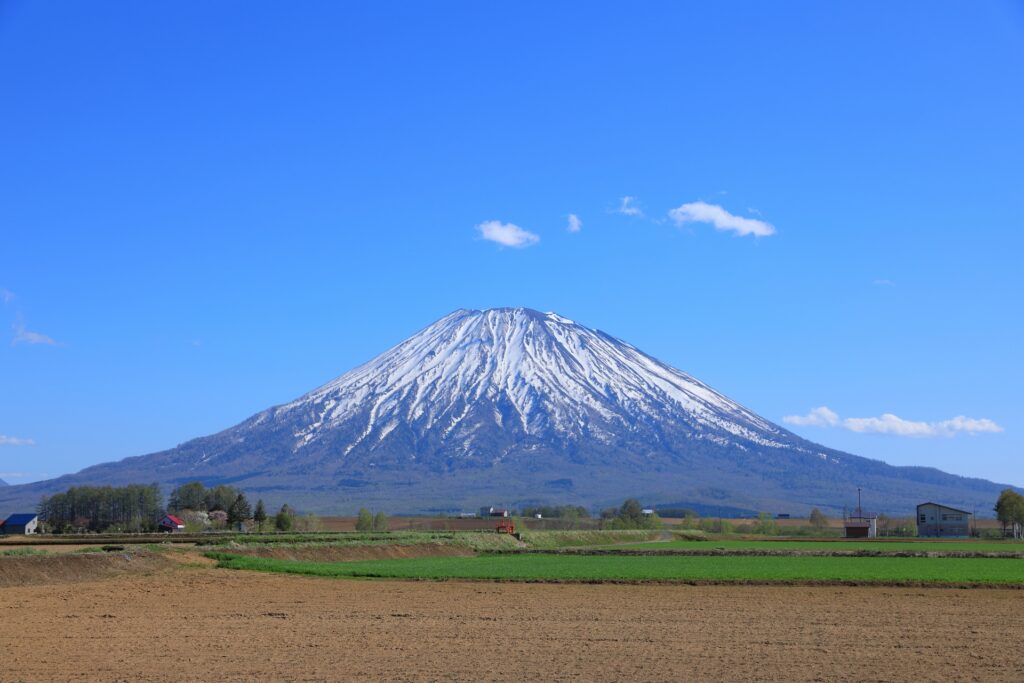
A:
[158,514,186,532]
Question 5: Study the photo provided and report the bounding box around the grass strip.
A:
[0,548,48,557]
[624,539,1024,553]
[209,551,1024,586]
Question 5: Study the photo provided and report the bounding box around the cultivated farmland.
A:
[3,530,1024,681]
[210,550,1024,585]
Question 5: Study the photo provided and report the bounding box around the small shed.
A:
[158,514,186,533]
[844,512,877,538]
[1,513,39,535]
[917,502,971,538]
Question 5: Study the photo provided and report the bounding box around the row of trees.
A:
[168,481,248,514]
[45,483,1020,537]
[36,479,324,534]
[39,484,163,533]
[167,481,257,531]
[168,482,322,532]
[355,508,389,531]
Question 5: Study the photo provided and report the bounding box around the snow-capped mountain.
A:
[0,308,1011,514]
[282,307,792,460]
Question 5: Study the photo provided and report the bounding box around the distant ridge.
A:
[0,308,1013,514]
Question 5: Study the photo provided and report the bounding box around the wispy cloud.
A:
[0,435,35,447]
[615,196,644,217]
[0,289,14,305]
[476,220,540,249]
[783,406,840,428]
[668,201,775,237]
[784,406,1004,438]
[12,318,58,346]
[567,214,582,233]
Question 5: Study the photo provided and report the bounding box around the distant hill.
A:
[0,479,8,487]
[0,308,1012,515]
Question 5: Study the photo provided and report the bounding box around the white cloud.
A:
[567,214,582,233]
[476,220,540,249]
[0,435,35,447]
[784,406,1004,438]
[842,414,939,437]
[12,319,58,346]
[0,289,14,304]
[615,196,644,217]
[668,201,775,237]
[783,406,840,427]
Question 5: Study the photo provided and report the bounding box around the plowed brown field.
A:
[2,560,1023,682]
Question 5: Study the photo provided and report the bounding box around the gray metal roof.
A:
[915,502,972,515]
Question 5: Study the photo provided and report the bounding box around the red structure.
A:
[495,518,516,534]
[158,514,186,533]
[843,488,877,538]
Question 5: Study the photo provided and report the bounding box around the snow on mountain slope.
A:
[272,308,794,458]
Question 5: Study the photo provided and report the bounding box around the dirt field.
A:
[226,541,475,562]
[1,558,1023,682]
[0,551,174,587]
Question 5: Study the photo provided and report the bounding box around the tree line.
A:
[39,484,163,533]
[168,481,320,532]
[36,480,316,534]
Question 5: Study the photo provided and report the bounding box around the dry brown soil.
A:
[0,551,175,587]
[2,557,1024,682]
[226,542,475,562]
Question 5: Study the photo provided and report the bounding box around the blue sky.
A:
[1,2,1022,486]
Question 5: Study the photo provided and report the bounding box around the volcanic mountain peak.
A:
[0,307,1010,516]
[273,307,788,457]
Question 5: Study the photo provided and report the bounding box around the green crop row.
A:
[621,538,1024,553]
[209,551,1024,586]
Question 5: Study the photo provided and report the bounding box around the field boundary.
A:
[486,547,1024,559]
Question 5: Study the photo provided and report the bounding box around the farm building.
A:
[1,513,39,535]
[479,507,510,518]
[158,514,186,533]
[843,513,877,538]
[843,488,877,538]
[916,502,971,537]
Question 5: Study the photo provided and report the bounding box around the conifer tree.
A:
[253,499,267,531]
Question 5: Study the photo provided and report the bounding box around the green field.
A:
[210,551,1024,585]
[622,539,1024,553]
